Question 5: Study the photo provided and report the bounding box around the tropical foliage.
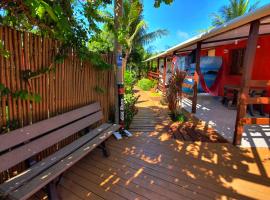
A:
[137,78,157,91]
[0,0,113,69]
[166,70,186,118]
[118,0,167,72]
[124,71,137,93]
[88,0,167,75]
[154,0,174,7]
[124,71,139,129]
[212,0,259,26]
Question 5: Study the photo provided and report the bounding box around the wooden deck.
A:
[182,94,270,147]
[32,89,270,200]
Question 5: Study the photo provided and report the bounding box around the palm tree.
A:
[119,0,168,72]
[212,0,259,26]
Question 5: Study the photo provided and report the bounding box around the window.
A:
[229,48,246,75]
[208,49,216,57]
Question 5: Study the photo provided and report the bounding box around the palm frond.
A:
[128,20,146,48]
[211,0,259,27]
[249,0,260,12]
[211,12,225,26]
[136,29,168,46]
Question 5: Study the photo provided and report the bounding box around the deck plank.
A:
[57,89,270,200]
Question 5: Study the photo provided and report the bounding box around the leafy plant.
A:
[119,0,167,73]
[154,0,174,7]
[124,93,139,129]
[0,0,112,69]
[1,119,19,133]
[124,70,138,129]
[169,112,186,122]
[137,78,156,91]
[0,41,10,58]
[0,83,41,102]
[94,86,106,94]
[125,71,137,94]
[21,67,56,80]
[211,0,259,26]
[166,69,186,118]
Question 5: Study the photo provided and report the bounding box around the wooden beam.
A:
[202,33,270,45]
[240,118,270,125]
[245,97,270,105]
[175,50,193,54]
[233,20,260,146]
[192,42,201,113]
[249,80,270,87]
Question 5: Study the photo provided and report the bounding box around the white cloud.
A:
[176,30,190,40]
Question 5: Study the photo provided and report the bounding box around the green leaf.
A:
[33,94,42,102]
[39,1,58,22]
[0,83,5,91]
[36,5,46,19]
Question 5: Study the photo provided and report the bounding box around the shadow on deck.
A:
[52,90,270,200]
[182,94,270,147]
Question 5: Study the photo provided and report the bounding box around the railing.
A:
[238,80,270,126]
[148,71,159,80]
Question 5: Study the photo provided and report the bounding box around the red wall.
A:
[180,35,270,112]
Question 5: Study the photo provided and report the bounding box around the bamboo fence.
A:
[0,26,115,182]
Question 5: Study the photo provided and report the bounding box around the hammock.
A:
[172,55,224,96]
[198,64,224,96]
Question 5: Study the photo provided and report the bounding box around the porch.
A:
[52,90,270,200]
[181,94,270,147]
[145,5,270,146]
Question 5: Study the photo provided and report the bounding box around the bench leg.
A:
[99,141,110,157]
[47,179,61,200]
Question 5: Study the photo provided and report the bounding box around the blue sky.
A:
[143,0,270,53]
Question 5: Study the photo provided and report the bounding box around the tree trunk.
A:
[122,52,129,75]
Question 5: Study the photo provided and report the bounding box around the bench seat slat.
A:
[0,123,112,195]
[0,103,101,152]
[0,111,103,172]
[9,124,120,200]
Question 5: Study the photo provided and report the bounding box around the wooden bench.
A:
[0,102,120,200]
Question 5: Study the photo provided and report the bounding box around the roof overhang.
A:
[144,3,270,62]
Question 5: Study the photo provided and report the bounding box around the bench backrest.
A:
[0,102,103,172]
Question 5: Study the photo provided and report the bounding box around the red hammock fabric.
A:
[172,55,224,96]
[171,56,178,72]
[198,64,224,96]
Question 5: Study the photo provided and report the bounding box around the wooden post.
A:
[233,20,260,145]
[192,42,201,113]
[157,58,160,73]
[172,51,176,72]
[163,57,167,93]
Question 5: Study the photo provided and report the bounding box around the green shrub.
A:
[124,71,139,129]
[125,71,137,94]
[125,71,136,87]
[169,112,187,122]
[137,78,156,91]
[124,93,139,129]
